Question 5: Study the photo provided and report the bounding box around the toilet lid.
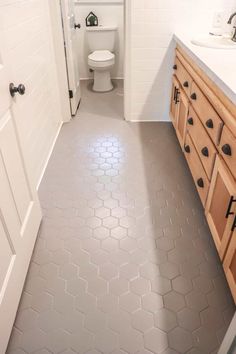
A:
[88,50,114,62]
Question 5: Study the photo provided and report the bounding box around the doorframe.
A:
[48,0,131,122]
[47,0,71,123]
[124,0,131,121]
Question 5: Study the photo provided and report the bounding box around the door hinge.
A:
[69,90,73,99]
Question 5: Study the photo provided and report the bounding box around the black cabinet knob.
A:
[191,93,197,100]
[205,119,214,129]
[222,144,232,156]
[74,23,81,29]
[9,83,26,97]
[183,81,189,88]
[184,145,190,153]
[173,64,177,70]
[201,147,209,157]
[197,178,204,188]
[187,117,194,125]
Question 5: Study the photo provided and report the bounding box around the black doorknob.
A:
[201,147,209,157]
[222,144,232,156]
[74,23,81,29]
[187,117,194,125]
[9,83,26,97]
[173,64,177,70]
[206,119,214,129]
[183,81,189,88]
[197,178,204,188]
[191,93,197,100]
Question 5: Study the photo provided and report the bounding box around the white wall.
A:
[128,0,236,122]
[74,0,124,79]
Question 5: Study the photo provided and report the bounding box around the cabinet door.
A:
[205,156,236,260]
[170,76,180,128]
[223,234,236,303]
[176,88,189,148]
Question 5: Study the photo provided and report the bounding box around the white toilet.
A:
[86,26,117,92]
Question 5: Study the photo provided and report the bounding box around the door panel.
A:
[0,110,42,354]
[205,156,236,260]
[61,0,81,115]
[0,0,62,187]
[0,17,42,352]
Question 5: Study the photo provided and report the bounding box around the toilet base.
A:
[93,70,113,92]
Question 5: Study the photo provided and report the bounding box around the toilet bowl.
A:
[88,50,115,92]
[86,25,117,93]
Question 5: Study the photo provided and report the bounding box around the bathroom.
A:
[0,0,236,353]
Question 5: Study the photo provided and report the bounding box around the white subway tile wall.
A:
[130,0,236,121]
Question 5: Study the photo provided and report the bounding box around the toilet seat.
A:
[88,50,115,68]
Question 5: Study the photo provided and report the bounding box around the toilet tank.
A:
[86,26,117,52]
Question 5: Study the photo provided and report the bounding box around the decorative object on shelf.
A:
[86,12,98,27]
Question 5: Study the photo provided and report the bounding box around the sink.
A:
[191,35,236,49]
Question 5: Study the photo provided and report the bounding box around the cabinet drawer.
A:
[187,106,217,179]
[219,125,236,180]
[184,133,210,206]
[190,81,223,145]
[174,58,192,96]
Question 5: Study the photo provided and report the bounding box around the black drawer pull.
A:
[175,89,180,104]
[231,216,236,232]
[173,86,177,102]
[183,81,189,88]
[187,117,194,125]
[173,64,177,70]
[201,147,209,157]
[226,196,236,218]
[184,145,190,153]
[197,178,204,188]
[222,144,232,156]
[206,119,214,129]
[191,93,197,100]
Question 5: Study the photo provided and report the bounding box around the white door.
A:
[61,0,81,116]
[0,45,42,354]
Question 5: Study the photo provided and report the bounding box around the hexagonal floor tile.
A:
[164,291,185,312]
[130,277,151,296]
[131,309,154,333]
[177,308,201,331]
[142,292,163,313]
[154,308,177,332]
[120,292,141,313]
[169,327,193,353]
[144,328,168,354]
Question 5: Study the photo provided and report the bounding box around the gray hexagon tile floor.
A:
[7,80,235,354]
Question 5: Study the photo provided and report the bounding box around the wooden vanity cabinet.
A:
[205,156,236,260]
[170,46,236,301]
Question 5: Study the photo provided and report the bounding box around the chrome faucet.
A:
[227,12,236,42]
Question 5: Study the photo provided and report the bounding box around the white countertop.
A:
[174,33,236,106]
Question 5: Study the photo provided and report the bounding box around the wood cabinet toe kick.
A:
[171,46,236,302]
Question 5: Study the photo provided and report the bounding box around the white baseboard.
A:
[127,119,171,123]
[36,122,63,191]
